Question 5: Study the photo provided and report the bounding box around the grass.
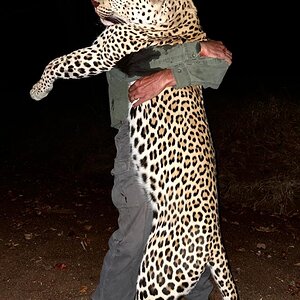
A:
[208,87,300,215]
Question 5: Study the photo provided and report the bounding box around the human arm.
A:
[128,40,232,107]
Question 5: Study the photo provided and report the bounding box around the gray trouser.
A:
[91,121,213,300]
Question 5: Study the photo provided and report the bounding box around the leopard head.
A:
[90,0,180,26]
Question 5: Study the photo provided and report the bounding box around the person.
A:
[91,40,232,300]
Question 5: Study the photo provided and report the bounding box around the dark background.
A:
[1,0,299,132]
[0,3,299,298]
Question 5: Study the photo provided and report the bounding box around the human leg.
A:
[185,267,213,300]
[91,121,153,300]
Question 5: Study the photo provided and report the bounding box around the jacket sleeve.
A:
[149,41,231,89]
[106,68,131,129]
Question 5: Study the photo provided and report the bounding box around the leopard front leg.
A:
[29,24,158,101]
[29,44,111,101]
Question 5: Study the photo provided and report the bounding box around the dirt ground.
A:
[0,103,299,300]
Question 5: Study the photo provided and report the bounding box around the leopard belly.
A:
[129,86,238,299]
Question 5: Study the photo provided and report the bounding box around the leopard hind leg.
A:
[208,242,239,300]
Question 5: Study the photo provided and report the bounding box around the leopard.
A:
[30,0,239,299]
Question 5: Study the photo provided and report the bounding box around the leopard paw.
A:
[30,82,53,101]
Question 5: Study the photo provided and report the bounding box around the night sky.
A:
[1,0,299,130]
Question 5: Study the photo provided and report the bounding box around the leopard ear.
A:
[150,0,165,5]
[149,0,166,10]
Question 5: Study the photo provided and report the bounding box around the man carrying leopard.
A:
[30,0,237,299]
[91,40,232,300]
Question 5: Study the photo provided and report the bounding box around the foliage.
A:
[210,90,300,215]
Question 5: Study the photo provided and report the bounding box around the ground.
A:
[0,158,299,300]
[0,88,299,300]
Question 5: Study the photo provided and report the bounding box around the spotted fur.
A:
[30,1,238,299]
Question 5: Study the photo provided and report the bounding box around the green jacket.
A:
[106,41,230,129]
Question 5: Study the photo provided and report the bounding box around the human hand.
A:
[128,69,176,107]
[199,40,232,64]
